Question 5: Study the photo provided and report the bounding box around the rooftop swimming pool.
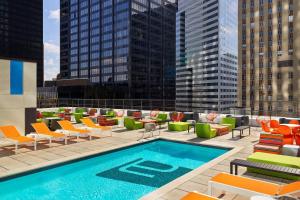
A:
[0,139,229,200]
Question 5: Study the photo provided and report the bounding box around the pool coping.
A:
[0,136,242,199]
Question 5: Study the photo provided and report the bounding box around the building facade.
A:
[60,0,177,100]
[176,0,238,112]
[238,0,300,116]
[0,0,44,87]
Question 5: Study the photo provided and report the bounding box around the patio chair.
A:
[170,112,184,122]
[74,112,83,123]
[289,120,299,125]
[0,126,37,151]
[260,120,271,132]
[31,122,68,144]
[98,115,116,126]
[272,125,294,144]
[181,192,218,200]
[195,123,217,139]
[88,108,98,116]
[220,117,236,131]
[57,120,92,140]
[124,117,143,130]
[208,172,300,198]
[270,120,280,129]
[80,118,112,136]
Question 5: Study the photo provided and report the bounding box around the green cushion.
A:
[106,110,116,117]
[247,152,300,180]
[41,111,55,118]
[157,113,167,121]
[168,122,189,131]
[220,117,236,130]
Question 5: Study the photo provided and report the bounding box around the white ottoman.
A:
[282,145,300,157]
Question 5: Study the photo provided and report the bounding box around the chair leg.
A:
[208,181,213,196]
[34,142,37,151]
[15,143,18,154]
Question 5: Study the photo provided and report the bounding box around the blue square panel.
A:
[10,60,23,95]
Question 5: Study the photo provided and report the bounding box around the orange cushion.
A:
[10,136,34,143]
[211,173,279,195]
[181,192,218,200]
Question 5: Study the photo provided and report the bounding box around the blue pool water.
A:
[0,140,228,200]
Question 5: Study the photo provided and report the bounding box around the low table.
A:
[230,159,300,176]
[232,126,250,138]
[139,119,157,125]
[210,124,230,136]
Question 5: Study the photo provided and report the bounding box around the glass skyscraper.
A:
[60,0,177,99]
[176,0,238,112]
[0,0,44,87]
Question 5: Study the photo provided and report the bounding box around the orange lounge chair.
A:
[57,120,92,140]
[0,126,37,151]
[181,192,218,200]
[31,122,68,144]
[209,172,300,198]
[80,118,112,136]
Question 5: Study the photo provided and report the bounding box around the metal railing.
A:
[37,98,176,111]
[37,98,300,118]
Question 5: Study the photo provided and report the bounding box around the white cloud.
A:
[44,42,60,54]
[49,9,60,22]
[44,41,60,80]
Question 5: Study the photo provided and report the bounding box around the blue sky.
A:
[43,0,60,80]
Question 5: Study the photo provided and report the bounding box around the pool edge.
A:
[140,143,242,200]
[0,137,233,182]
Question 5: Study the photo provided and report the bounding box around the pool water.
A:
[0,140,228,200]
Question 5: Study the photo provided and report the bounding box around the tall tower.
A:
[238,0,300,116]
[176,0,238,112]
[60,0,177,100]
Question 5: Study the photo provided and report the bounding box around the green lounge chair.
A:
[41,111,55,118]
[156,113,167,121]
[220,117,236,130]
[74,113,83,123]
[195,123,217,139]
[124,117,143,130]
[75,107,87,114]
[106,110,116,118]
[58,107,65,113]
[168,122,189,131]
[247,152,300,180]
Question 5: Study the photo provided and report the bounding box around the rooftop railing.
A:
[37,98,300,118]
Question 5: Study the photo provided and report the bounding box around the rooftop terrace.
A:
[0,118,298,199]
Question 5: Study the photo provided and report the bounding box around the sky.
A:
[43,0,60,80]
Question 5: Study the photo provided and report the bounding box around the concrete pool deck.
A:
[0,125,297,199]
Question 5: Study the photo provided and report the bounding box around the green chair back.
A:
[41,111,55,118]
[124,117,135,129]
[157,113,167,121]
[195,123,216,138]
[75,107,87,114]
[106,110,116,117]
[221,117,236,128]
[58,107,65,113]
[74,113,83,123]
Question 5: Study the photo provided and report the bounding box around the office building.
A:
[0,0,44,87]
[176,0,238,112]
[238,0,300,115]
[60,0,177,100]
